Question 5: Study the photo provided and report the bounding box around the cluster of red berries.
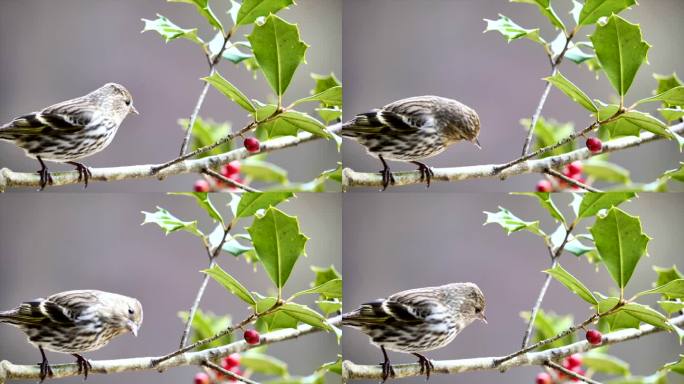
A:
[535,160,586,192]
[193,330,261,384]
[193,137,261,192]
[534,330,602,383]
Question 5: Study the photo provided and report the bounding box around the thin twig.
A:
[153,302,284,367]
[203,360,260,384]
[521,259,557,348]
[520,31,575,155]
[179,223,233,348]
[545,360,602,384]
[179,29,234,156]
[203,168,261,193]
[545,168,603,192]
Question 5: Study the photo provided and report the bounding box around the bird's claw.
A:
[411,162,434,188]
[38,360,53,383]
[379,360,396,383]
[414,353,434,380]
[379,169,396,191]
[67,162,92,188]
[73,354,92,380]
[37,168,54,191]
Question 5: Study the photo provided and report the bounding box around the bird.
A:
[342,283,486,382]
[0,290,143,382]
[341,96,481,190]
[0,83,138,190]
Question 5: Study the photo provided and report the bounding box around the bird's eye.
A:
[128,308,135,315]
[475,308,481,314]
[125,99,131,106]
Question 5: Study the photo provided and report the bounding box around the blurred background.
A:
[0,193,341,383]
[0,0,341,192]
[343,193,683,383]
[343,0,684,192]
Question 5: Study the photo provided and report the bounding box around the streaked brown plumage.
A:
[0,83,138,189]
[342,283,486,381]
[0,290,143,382]
[342,96,481,190]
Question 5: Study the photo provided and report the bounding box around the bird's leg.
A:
[37,346,53,383]
[412,353,435,380]
[378,155,395,191]
[72,353,93,380]
[35,157,53,191]
[66,161,92,188]
[410,161,434,188]
[379,346,396,382]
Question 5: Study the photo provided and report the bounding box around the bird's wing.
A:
[1,102,97,135]
[46,290,100,321]
[383,287,447,322]
[341,103,432,135]
[0,298,74,325]
[342,299,393,325]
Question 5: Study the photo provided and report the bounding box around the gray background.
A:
[343,193,683,383]
[0,0,341,192]
[343,0,684,192]
[0,193,341,383]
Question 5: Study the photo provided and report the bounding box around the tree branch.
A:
[340,314,684,382]
[0,123,341,191]
[545,360,601,384]
[341,122,684,189]
[545,168,602,192]
[0,316,341,383]
[203,360,259,384]
[520,259,557,348]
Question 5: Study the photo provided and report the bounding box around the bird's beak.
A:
[479,313,487,324]
[130,105,139,115]
[127,320,139,337]
[473,138,482,150]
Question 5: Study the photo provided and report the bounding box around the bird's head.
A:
[102,292,143,337]
[93,83,139,120]
[440,99,481,149]
[442,282,487,324]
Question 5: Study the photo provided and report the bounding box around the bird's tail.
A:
[341,299,389,327]
[340,111,385,138]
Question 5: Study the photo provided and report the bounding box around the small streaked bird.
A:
[0,290,143,382]
[342,283,486,382]
[342,96,481,190]
[0,83,138,190]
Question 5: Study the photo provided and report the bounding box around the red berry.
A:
[222,353,241,370]
[565,353,583,369]
[566,161,583,176]
[222,161,241,177]
[536,179,553,192]
[586,137,603,153]
[194,179,210,193]
[244,137,261,153]
[535,372,552,384]
[244,329,260,345]
[586,329,603,345]
[194,372,210,384]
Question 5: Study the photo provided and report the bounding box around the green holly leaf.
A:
[520,309,574,350]
[316,107,342,123]
[583,351,630,376]
[511,0,565,31]
[259,111,333,139]
[203,72,255,113]
[311,73,341,101]
[659,301,684,314]
[178,309,232,350]
[483,15,545,45]
[654,73,684,105]
[317,299,342,315]
[169,0,223,31]
[256,296,298,331]
[590,15,650,96]
[598,296,641,331]
[248,14,309,97]
[235,192,293,218]
[241,158,289,184]
[141,14,203,45]
[637,86,684,107]
[483,207,544,237]
[240,351,288,376]
[527,117,575,157]
[171,192,224,225]
[236,0,295,26]
[291,279,342,300]
[292,86,343,107]
[599,108,672,139]
[590,207,650,289]
[578,0,637,26]
[577,192,635,219]
[208,33,253,64]
[514,192,565,223]
[545,264,598,305]
[659,107,684,122]
[312,265,341,286]
[621,302,673,331]
[545,72,597,112]
[582,159,632,184]
[248,207,308,289]
[636,279,684,299]
[222,237,253,257]
[661,355,684,376]
[141,207,203,237]
[654,265,684,287]
[279,302,331,331]
[181,117,233,157]
[203,264,257,306]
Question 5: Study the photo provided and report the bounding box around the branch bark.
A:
[342,122,684,189]
[0,123,341,191]
[341,314,684,382]
[0,316,341,383]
